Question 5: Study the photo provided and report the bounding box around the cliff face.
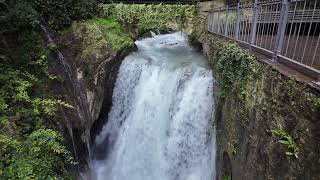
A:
[50,19,136,165]
[189,6,320,180]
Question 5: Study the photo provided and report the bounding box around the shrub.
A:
[0,129,75,179]
[99,3,197,32]
[0,27,75,179]
[34,0,97,30]
[215,43,257,100]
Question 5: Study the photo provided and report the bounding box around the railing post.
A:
[217,8,221,34]
[274,0,289,62]
[225,5,229,37]
[208,11,211,32]
[250,0,259,46]
[212,12,215,33]
[209,11,213,33]
[235,2,241,40]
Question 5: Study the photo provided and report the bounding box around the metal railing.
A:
[101,0,205,4]
[208,0,320,80]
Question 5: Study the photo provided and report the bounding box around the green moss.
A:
[64,18,134,63]
[86,18,134,51]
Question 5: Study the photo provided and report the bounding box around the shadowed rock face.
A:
[49,20,137,167]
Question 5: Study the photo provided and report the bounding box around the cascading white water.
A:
[91,32,216,180]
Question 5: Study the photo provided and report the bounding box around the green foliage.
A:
[230,139,238,155]
[99,3,196,32]
[273,125,299,159]
[223,174,232,180]
[70,0,98,20]
[0,26,75,179]
[34,0,97,30]
[215,43,257,100]
[0,33,73,133]
[305,92,320,110]
[0,0,97,31]
[0,129,75,179]
[34,0,71,30]
[0,0,96,178]
[86,18,134,51]
[5,0,39,29]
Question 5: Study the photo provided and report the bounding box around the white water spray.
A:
[91,32,216,180]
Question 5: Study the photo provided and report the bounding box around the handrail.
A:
[208,0,320,82]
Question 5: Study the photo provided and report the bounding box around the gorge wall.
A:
[51,2,320,179]
[189,3,320,180]
[51,18,136,165]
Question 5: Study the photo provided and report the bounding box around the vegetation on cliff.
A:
[64,17,134,58]
[0,0,98,178]
[208,36,319,152]
[59,17,134,91]
[0,30,75,179]
[193,29,320,178]
[99,3,197,33]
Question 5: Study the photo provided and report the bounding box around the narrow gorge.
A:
[1,1,320,180]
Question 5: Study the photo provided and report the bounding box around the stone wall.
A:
[189,4,320,180]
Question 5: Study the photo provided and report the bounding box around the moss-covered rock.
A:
[60,18,134,89]
[61,18,133,62]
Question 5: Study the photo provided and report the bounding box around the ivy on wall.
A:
[202,34,320,164]
[210,40,258,100]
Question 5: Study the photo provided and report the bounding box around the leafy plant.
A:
[273,125,299,159]
[5,0,39,29]
[305,92,320,110]
[229,139,238,155]
[215,43,257,100]
[0,129,75,179]
[32,0,97,30]
[0,22,75,179]
[223,174,231,180]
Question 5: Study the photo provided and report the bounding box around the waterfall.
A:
[91,32,216,180]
